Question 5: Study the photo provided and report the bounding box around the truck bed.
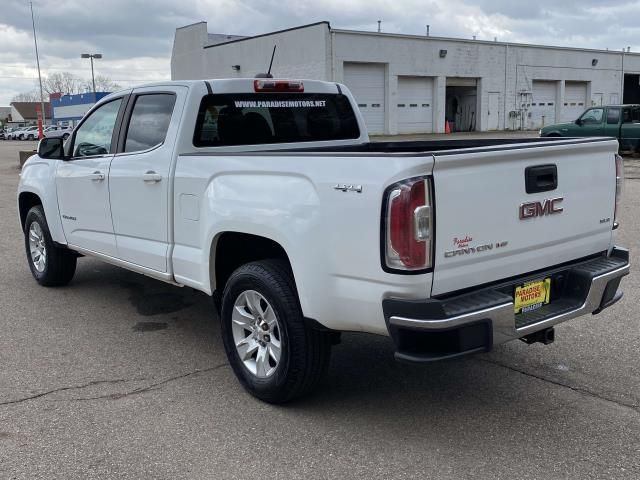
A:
[283,136,608,155]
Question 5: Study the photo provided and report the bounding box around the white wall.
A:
[332,30,640,133]
[10,105,24,123]
[172,22,331,81]
[171,22,640,133]
[53,103,96,121]
[171,22,209,80]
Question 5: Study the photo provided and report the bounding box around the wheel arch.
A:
[210,231,294,295]
[18,191,43,231]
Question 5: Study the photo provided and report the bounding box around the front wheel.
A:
[24,206,77,286]
[220,260,332,403]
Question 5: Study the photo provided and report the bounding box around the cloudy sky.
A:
[2,0,639,105]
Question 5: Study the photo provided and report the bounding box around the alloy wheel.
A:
[231,290,282,378]
[28,222,47,273]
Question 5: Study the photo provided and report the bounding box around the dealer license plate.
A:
[514,278,551,314]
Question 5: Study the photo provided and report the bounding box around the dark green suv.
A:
[540,104,640,152]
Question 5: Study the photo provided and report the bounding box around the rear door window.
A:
[606,107,621,125]
[193,93,360,147]
[124,94,176,153]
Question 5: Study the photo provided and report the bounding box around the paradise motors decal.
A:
[444,236,509,258]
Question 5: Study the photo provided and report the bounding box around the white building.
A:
[171,21,640,135]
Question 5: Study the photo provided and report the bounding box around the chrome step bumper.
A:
[383,247,630,363]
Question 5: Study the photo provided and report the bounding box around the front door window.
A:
[72,99,122,157]
[580,108,604,125]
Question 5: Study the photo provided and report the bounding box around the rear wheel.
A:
[24,206,76,286]
[220,259,332,403]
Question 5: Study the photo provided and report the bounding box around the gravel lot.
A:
[0,139,638,479]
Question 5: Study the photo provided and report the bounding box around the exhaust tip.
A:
[520,327,555,346]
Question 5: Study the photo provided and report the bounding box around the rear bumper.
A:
[383,247,630,363]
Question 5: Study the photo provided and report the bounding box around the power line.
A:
[0,75,167,81]
[1,63,168,72]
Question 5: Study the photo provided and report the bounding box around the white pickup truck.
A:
[18,78,630,403]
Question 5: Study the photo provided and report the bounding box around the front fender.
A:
[18,157,65,243]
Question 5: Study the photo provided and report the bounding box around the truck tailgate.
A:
[431,139,617,296]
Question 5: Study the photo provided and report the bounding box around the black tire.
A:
[24,205,76,286]
[27,134,34,140]
[220,259,331,403]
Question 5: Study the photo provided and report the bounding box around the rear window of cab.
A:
[193,93,360,147]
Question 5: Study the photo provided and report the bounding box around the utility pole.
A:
[30,1,46,137]
[621,47,626,103]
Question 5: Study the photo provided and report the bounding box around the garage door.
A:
[343,63,385,135]
[562,81,588,122]
[531,80,557,129]
[397,76,434,134]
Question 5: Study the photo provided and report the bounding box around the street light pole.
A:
[30,1,46,137]
[90,56,95,93]
[80,53,102,101]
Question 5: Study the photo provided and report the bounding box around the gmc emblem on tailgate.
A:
[519,197,564,220]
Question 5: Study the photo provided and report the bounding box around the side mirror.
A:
[575,118,583,126]
[37,137,66,160]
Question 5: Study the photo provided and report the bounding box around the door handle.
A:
[89,171,105,182]
[142,171,162,183]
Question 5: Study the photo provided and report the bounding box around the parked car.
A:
[18,78,629,403]
[5,126,23,140]
[44,125,72,141]
[541,104,640,152]
[9,126,28,140]
[14,125,39,140]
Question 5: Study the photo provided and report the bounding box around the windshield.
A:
[193,93,360,147]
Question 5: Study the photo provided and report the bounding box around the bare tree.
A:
[42,72,83,95]
[12,72,121,103]
[87,75,121,93]
[12,90,41,102]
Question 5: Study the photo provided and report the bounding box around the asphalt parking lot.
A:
[0,139,638,479]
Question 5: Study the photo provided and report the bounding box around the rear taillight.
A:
[253,80,304,92]
[384,177,433,271]
[614,153,624,227]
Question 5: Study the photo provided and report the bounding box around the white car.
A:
[17,78,630,403]
[14,125,39,140]
[43,125,72,141]
[5,126,23,140]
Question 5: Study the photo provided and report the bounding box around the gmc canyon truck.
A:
[18,78,629,403]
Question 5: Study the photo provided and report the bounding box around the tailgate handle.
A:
[525,164,557,194]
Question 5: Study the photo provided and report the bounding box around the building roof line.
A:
[330,28,640,56]
[175,21,207,31]
[203,21,330,49]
